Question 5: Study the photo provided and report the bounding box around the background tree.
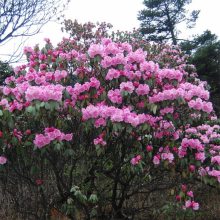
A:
[181,30,220,114]
[138,0,200,45]
[0,0,70,62]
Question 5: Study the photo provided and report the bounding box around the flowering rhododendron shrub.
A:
[0,25,220,219]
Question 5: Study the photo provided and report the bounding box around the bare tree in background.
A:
[0,0,70,62]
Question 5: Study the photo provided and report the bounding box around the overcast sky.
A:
[1,0,220,62]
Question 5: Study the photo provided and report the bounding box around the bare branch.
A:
[0,0,70,63]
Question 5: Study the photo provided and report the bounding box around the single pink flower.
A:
[0,156,7,165]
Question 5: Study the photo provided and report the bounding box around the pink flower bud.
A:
[181,184,187,192]
[176,195,181,201]
[189,165,195,172]
[146,145,153,152]
[36,179,43,186]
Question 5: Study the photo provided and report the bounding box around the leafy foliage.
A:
[0,61,13,85]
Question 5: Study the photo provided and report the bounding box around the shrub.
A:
[0,26,220,219]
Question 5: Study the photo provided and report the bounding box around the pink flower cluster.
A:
[149,85,212,113]
[82,104,160,127]
[140,61,159,73]
[88,44,105,58]
[88,40,145,65]
[105,69,120,80]
[127,49,146,64]
[54,70,68,81]
[66,77,100,101]
[149,88,185,103]
[184,200,199,210]
[180,83,209,100]
[119,82,135,93]
[131,155,142,165]
[154,120,179,140]
[157,69,183,82]
[24,70,68,84]
[34,127,72,148]
[93,135,106,146]
[108,89,122,104]
[135,84,150,96]
[179,138,205,161]
[88,40,147,68]
[26,85,64,102]
[160,107,174,115]
[101,54,127,68]
[188,98,213,113]
[176,185,199,210]
[211,155,220,165]
[153,146,174,165]
[179,123,220,182]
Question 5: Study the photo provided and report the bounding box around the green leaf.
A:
[45,102,51,110]
[26,106,36,114]
[25,141,33,147]
[64,149,74,156]
[95,146,103,156]
[88,194,98,203]
[142,123,150,131]
[152,104,157,114]
[54,142,62,151]
[40,102,45,107]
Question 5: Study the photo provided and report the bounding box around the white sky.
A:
[1,0,220,62]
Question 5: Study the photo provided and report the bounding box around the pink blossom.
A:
[105,69,120,80]
[160,107,174,115]
[158,69,183,82]
[211,155,220,165]
[94,118,106,128]
[146,145,153,152]
[131,155,142,165]
[88,44,104,58]
[63,134,73,141]
[127,48,146,63]
[181,184,187,192]
[120,82,134,93]
[108,89,122,104]
[189,165,195,172]
[187,191,194,197]
[25,85,64,102]
[136,84,150,96]
[195,152,206,162]
[192,201,199,210]
[34,128,72,148]
[104,42,122,55]
[34,134,50,148]
[0,156,7,165]
[153,155,160,165]
[161,152,174,163]
[185,200,192,208]
[93,136,106,146]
